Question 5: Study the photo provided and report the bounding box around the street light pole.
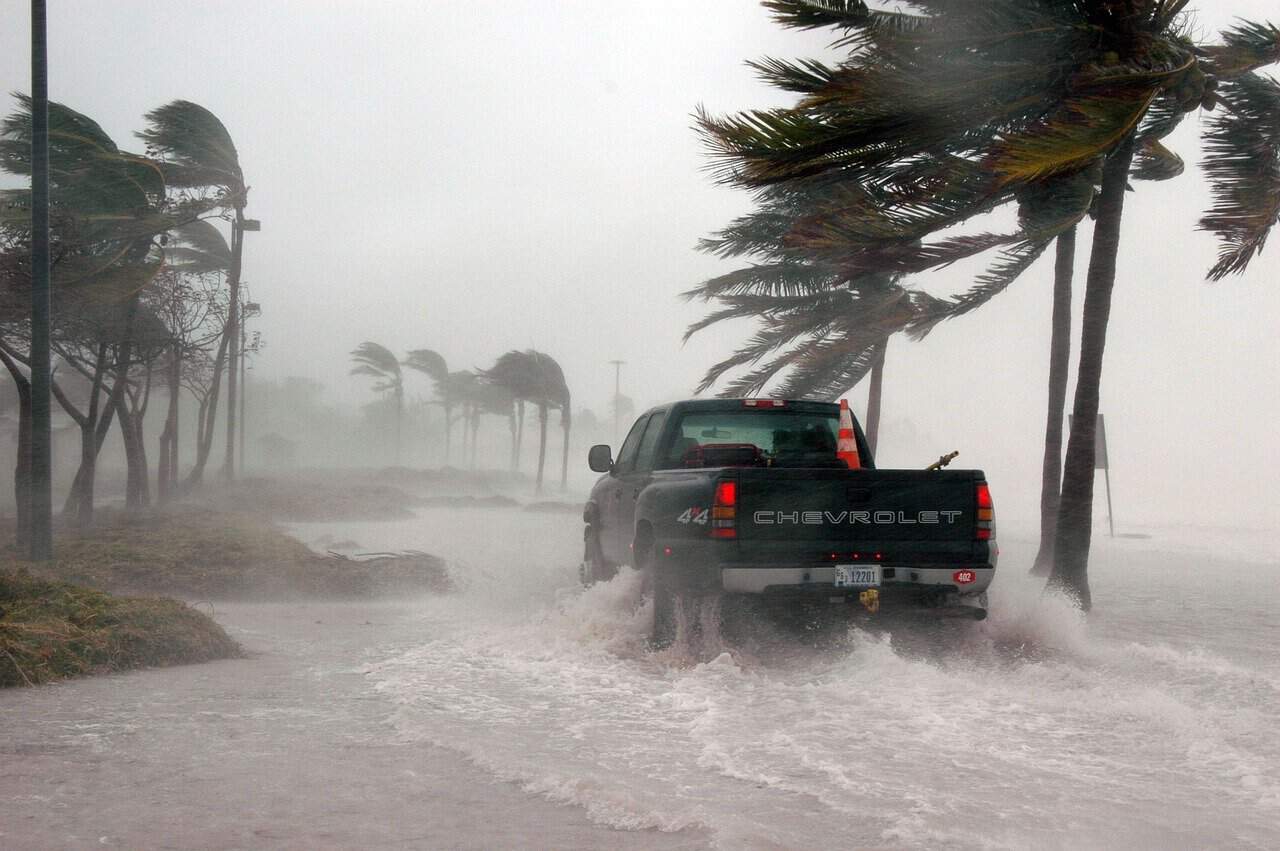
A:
[238,301,260,477]
[28,0,53,560]
[222,216,258,483]
[608,359,625,442]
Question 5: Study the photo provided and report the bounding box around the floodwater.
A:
[3,507,1279,850]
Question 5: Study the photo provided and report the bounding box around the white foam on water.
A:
[296,510,1280,849]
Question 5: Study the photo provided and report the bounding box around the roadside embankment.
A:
[0,509,451,600]
[0,569,240,688]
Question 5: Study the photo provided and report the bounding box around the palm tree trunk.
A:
[508,410,517,470]
[515,401,526,471]
[185,329,230,490]
[865,338,887,456]
[1032,227,1076,577]
[1050,140,1137,611]
[394,386,403,466]
[535,403,548,494]
[443,402,453,463]
[158,344,180,504]
[559,404,571,493]
[470,409,479,470]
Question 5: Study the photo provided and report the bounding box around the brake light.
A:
[711,479,737,539]
[975,482,995,541]
[742,399,785,408]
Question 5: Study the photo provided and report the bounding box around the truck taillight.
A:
[976,482,994,541]
[711,479,737,539]
[742,399,785,408]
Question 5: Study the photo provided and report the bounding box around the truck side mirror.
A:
[588,444,614,473]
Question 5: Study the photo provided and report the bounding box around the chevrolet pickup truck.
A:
[582,399,996,646]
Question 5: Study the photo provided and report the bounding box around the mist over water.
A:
[285,508,1280,850]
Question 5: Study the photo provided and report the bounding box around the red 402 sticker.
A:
[953,569,977,585]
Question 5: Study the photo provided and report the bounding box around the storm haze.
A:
[1,0,1276,533]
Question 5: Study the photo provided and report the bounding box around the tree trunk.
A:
[559,404,571,493]
[221,208,245,482]
[470,409,479,470]
[508,411,517,471]
[185,329,230,490]
[515,401,526,471]
[535,403,548,494]
[158,345,180,504]
[2,354,33,549]
[864,338,887,457]
[1032,228,1077,577]
[443,402,453,463]
[1050,140,1137,611]
[394,385,403,466]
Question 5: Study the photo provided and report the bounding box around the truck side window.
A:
[632,412,668,472]
[613,415,649,474]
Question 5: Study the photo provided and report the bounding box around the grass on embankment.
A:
[0,508,451,600]
[0,569,241,688]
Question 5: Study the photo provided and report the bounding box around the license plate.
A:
[834,565,881,588]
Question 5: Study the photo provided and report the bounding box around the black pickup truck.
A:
[582,399,996,646]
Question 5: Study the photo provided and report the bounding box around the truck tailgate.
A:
[732,468,984,565]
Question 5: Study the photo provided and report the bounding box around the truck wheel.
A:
[581,527,616,586]
[636,539,676,649]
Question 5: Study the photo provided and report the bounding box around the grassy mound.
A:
[0,569,241,688]
[0,509,451,600]
[198,477,421,521]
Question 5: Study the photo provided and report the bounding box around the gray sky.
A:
[1,2,1277,531]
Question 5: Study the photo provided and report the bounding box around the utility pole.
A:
[29,0,53,560]
[222,215,258,482]
[238,301,260,477]
[608,359,625,442]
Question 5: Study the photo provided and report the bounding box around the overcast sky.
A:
[1,2,1277,532]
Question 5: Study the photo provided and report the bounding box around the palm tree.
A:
[350,342,404,463]
[402,348,451,460]
[698,1,1280,608]
[685,184,951,449]
[138,100,249,482]
[484,350,571,492]
[2,96,201,528]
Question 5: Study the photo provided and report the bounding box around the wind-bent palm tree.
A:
[685,183,950,451]
[484,349,571,492]
[699,1,1280,608]
[138,100,249,482]
[403,348,451,460]
[1,96,203,528]
[350,342,404,463]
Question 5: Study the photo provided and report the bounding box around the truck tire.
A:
[635,538,676,649]
[581,527,616,586]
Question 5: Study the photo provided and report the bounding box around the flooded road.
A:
[4,506,1279,849]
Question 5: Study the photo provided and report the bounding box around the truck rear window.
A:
[660,410,844,469]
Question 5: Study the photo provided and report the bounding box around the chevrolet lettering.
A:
[752,510,963,525]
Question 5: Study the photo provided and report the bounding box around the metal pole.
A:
[608,359,624,441]
[238,304,246,476]
[29,0,53,560]
[1104,466,1115,538]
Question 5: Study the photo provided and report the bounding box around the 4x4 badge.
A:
[676,508,709,526]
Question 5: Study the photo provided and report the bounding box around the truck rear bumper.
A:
[720,564,994,596]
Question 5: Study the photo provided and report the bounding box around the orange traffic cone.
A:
[837,399,861,470]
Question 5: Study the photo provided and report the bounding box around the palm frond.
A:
[403,348,449,382]
[1198,72,1280,279]
[350,341,402,379]
[137,100,244,197]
